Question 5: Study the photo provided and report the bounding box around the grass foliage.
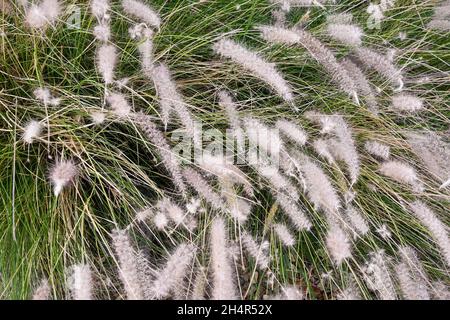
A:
[0,0,449,299]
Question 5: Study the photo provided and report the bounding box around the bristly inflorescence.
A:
[258,26,359,101]
[49,160,78,196]
[25,0,62,30]
[428,0,450,31]
[213,38,294,102]
[6,0,450,301]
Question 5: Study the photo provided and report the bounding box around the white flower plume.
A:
[213,38,293,102]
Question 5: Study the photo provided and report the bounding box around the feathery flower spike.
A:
[391,93,424,112]
[132,112,187,194]
[137,27,154,76]
[97,44,117,85]
[328,137,360,185]
[122,0,161,28]
[258,26,358,101]
[22,120,42,144]
[25,0,62,30]
[379,161,423,192]
[364,140,390,160]
[273,223,295,246]
[276,119,308,146]
[49,160,77,196]
[299,156,341,221]
[354,47,403,91]
[241,230,270,270]
[337,282,362,300]
[191,266,207,300]
[257,166,299,201]
[405,131,450,189]
[106,92,132,118]
[151,64,200,148]
[183,167,225,210]
[91,0,110,19]
[198,152,253,196]
[312,138,335,164]
[340,58,379,114]
[150,243,196,299]
[213,38,293,102]
[430,281,450,300]
[153,211,168,230]
[111,228,143,300]
[276,192,312,231]
[327,23,363,46]
[326,225,352,265]
[244,117,283,158]
[68,263,93,300]
[409,201,450,268]
[90,111,106,124]
[218,90,246,157]
[32,278,51,300]
[221,180,252,222]
[34,87,60,151]
[363,250,397,300]
[210,218,238,300]
[93,23,110,43]
[345,205,369,237]
[395,247,430,300]
[428,19,450,31]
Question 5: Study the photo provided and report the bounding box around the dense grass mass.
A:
[0,0,449,300]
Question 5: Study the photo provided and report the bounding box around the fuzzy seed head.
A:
[213,38,293,101]
[32,278,51,300]
[409,201,450,268]
[111,228,143,300]
[276,119,308,146]
[345,205,370,237]
[365,141,390,160]
[122,0,161,28]
[326,225,352,265]
[153,212,168,230]
[379,161,422,191]
[68,263,93,300]
[106,92,132,118]
[25,5,47,29]
[23,120,43,144]
[363,250,397,300]
[49,160,77,196]
[91,0,110,19]
[327,23,363,46]
[210,218,238,300]
[273,223,295,246]
[150,243,196,299]
[93,23,110,42]
[90,111,106,124]
[97,44,117,84]
[392,94,424,112]
[25,0,62,29]
[241,230,270,270]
